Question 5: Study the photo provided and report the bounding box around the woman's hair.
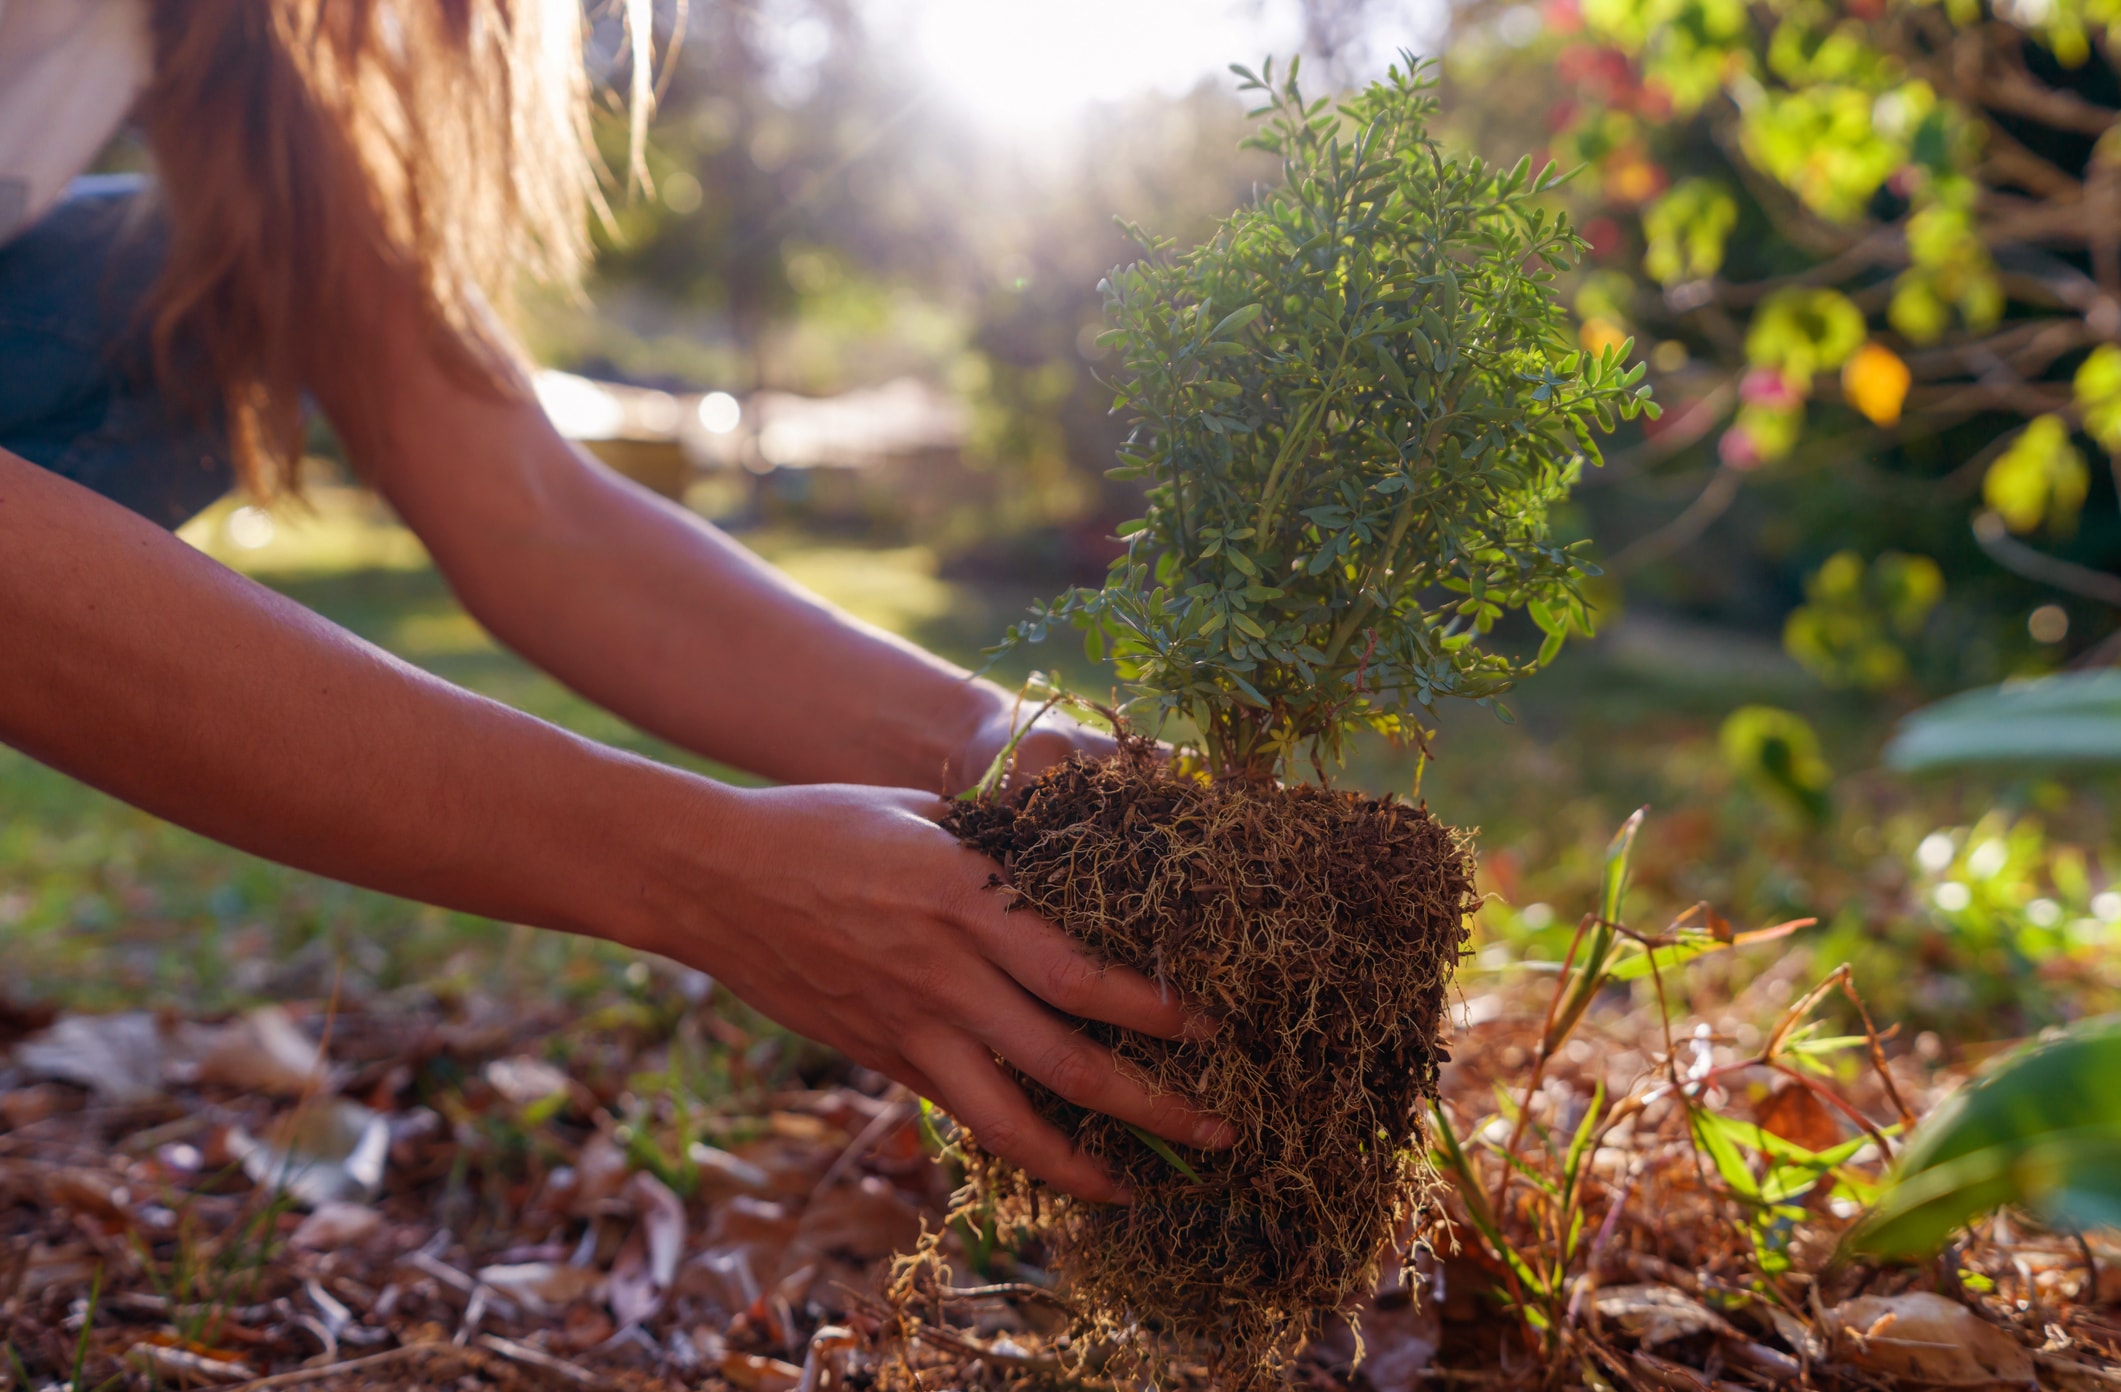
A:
[139,0,648,496]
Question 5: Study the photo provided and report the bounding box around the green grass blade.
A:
[1126,1123,1205,1184]
[1600,806,1645,927]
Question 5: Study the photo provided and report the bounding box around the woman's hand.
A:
[952,698,1118,795]
[654,780,1227,1203]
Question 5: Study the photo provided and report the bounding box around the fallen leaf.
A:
[559,1302,616,1353]
[1594,1284,1740,1348]
[290,1201,384,1252]
[690,1142,775,1197]
[476,1261,605,1312]
[14,1012,166,1100]
[229,1098,389,1208]
[2039,1352,2121,1390]
[790,1177,923,1264]
[17,1242,98,1296]
[185,1007,333,1098]
[1754,1082,1843,1155]
[485,1055,570,1107]
[0,1082,73,1129]
[628,1170,687,1290]
[568,1133,632,1217]
[608,1171,687,1327]
[1825,1292,2035,1386]
[721,1351,803,1392]
[45,1170,135,1230]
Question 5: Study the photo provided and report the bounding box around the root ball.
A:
[942,744,1475,1384]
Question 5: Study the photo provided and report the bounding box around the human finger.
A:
[972,995,1232,1151]
[908,1033,1131,1203]
[954,887,1212,1043]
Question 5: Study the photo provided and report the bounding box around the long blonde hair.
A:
[138,0,647,495]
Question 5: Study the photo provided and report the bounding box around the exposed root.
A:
[940,740,1476,1386]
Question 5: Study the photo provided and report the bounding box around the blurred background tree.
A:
[1438,0,2121,690]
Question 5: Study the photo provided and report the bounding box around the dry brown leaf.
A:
[608,1171,687,1327]
[689,1142,775,1198]
[790,1177,923,1265]
[1593,1284,1740,1348]
[485,1055,570,1106]
[721,1351,804,1392]
[476,1261,606,1312]
[186,1007,331,1098]
[2040,1352,2121,1391]
[290,1200,384,1252]
[567,1134,632,1217]
[229,1098,389,1208]
[1753,1081,1843,1154]
[1825,1292,2036,1386]
[0,1082,74,1128]
[14,1012,166,1099]
[44,1169,135,1230]
[16,1241,98,1296]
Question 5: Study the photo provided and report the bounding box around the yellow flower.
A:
[1841,340,1910,426]
[1579,316,1630,356]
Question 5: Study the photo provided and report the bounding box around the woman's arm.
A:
[0,450,1224,1199]
[330,307,1073,793]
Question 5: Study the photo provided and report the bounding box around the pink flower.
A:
[1718,426,1763,471]
[1740,368,1800,409]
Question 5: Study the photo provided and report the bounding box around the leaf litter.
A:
[0,884,2115,1391]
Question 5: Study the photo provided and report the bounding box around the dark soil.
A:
[942,742,1476,1385]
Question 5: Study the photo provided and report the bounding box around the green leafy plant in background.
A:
[1002,57,1657,778]
[1888,670,2121,772]
[1720,704,1833,827]
[1462,0,2121,666]
[1782,550,1944,692]
[1853,1015,2121,1258]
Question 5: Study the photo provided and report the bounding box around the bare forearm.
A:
[376,412,1009,790]
[0,450,707,945]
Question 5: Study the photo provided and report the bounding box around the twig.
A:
[476,1334,607,1387]
[813,1096,916,1196]
[934,1281,1074,1309]
[1608,466,1743,576]
[212,1344,453,1392]
[1972,512,2121,610]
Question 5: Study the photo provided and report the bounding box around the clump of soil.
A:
[941,740,1475,1384]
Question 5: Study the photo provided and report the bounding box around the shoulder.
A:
[0,0,151,247]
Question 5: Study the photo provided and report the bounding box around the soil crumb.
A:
[940,741,1475,1385]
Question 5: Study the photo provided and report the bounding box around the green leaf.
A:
[1691,1107,1762,1201]
[1209,302,1266,339]
[1600,807,1644,927]
[1885,671,2121,773]
[1126,1122,1206,1184]
[1850,1015,2121,1258]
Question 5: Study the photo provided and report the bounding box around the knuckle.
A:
[901,957,955,1009]
[967,1116,1024,1159]
[1042,1044,1106,1104]
[1040,953,1097,1011]
[932,872,992,933]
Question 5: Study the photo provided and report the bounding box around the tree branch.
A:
[1972,511,2121,608]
